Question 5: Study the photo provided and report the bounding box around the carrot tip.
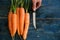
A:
[19,36,24,40]
[23,39,26,40]
[35,28,37,31]
[12,36,15,40]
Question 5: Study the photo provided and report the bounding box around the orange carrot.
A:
[18,7,25,36]
[23,12,30,40]
[12,13,17,37]
[8,12,17,37]
[8,11,13,37]
[8,0,19,40]
[16,8,20,35]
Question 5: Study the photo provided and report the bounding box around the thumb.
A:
[32,1,36,11]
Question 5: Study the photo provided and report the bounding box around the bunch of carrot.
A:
[8,0,30,40]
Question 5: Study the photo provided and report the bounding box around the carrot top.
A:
[10,0,19,13]
[24,0,30,13]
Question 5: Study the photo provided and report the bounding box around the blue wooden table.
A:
[0,0,60,40]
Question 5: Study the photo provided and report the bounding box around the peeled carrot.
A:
[8,11,13,37]
[8,11,17,40]
[8,0,19,40]
[16,8,20,35]
[23,12,30,40]
[8,12,17,37]
[18,7,25,36]
[12,13,17,37]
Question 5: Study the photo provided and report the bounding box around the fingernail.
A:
[33,9,35,11]
[33,8,36,11]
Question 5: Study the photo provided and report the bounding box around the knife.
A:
[33,11,37,29]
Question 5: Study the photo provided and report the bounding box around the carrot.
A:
[8,11,17,40]
[22,0,30,40]
[8,11,13,37]
[17,0,25,36]
[12,13,17,36]
[18,7,25,36]
[16,8,20,35]
[8,0,19,40]
[23,12,30,40]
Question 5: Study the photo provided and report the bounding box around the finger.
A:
[36,2,40,9]
[36,0,42,9]
[32,3,36,11]
[32,0,36,11]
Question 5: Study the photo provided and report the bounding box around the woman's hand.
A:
[32,0,42,11]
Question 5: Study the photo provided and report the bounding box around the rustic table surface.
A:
[0,0,60,40]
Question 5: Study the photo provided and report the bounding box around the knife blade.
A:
[33,11,36,29]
